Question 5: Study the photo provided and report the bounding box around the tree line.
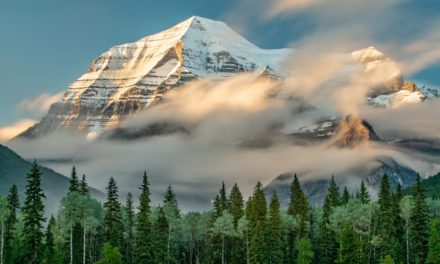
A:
[0,161,440,264]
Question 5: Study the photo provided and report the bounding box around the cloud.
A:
[0,119,37,143]
[8,74,440,211]
[17,91,64,117]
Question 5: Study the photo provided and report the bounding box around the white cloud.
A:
[17,91,64,117]
[0,119,37,143]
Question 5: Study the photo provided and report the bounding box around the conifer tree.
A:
[163,185,180,218]
[337,223,357,264]
[213,182,229,220]
[43,215,56,264]
[153,207,169,264]
[103,177,123,248]
[3,185,19,264]
[357,180,370,204]
[267,191,284,264]
[79,174,89,195]
[342,187,350,205]
[124,193,135,264]
[228,183,245,264]
[319,195,338,264]
[391,189,405,263]
[410,175,430,264]
[69,166,80,193]
[163,184,181,264]
[288,174,309,237]
[427,219,440,264]
[328,175,341,207]
[22,161,46,264]
[229,183,244,227]
[135,172,153,263]
[248,182,267,264]
[378,174,395,259]
[296,238,314,264]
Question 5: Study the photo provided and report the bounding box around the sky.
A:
[1,0,440,128]
[2,0,440,210]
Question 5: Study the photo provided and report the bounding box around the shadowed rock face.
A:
[332,115,380,148]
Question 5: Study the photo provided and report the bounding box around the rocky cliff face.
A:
[20,16,290,139]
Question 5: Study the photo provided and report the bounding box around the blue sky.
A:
[1,0,439,126]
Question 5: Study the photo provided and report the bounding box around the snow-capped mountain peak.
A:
[20,16,291,138]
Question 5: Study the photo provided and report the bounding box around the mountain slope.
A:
[0,144,103,212]
[19,16,290,139]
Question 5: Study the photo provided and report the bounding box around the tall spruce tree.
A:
[410,175,430,264]
[248,182,267,264]
[79,174,89,195]
[319,192,338,264]
[287,174,309,263]
[267,191,284,264]
[377,174,396,259]
[342,187,350,205]
[228,183,245,264]
[288,174,309,237]
[357,180,370,204]
[163,185,180,218]
[391,188,405,263]
[328,175,341,207]
[124,193,135,264]
[43,215,56,264]
[3,185,19,264]
[103,177,123,248]
[69,166,80,193]
[153,207,169,264]
[427,219,440,264]
[135,172,153,263]
[22,161,46,264]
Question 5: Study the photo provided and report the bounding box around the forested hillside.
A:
[1,162,439,264]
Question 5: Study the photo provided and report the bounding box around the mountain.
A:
[266,158,418,206]
[0,144,103,212]
[19,16,290,139]
[18,18,438,140]
[403,171,440,199]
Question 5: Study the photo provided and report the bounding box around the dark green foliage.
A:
[288,174,309,237]
[296,238,314,264]
[1,163,439,264]
[409,175,430,264]
[337,224,357,264]
[248,182,267,264]
[267,191,284,264]
[356,180,370,204]
[163,185,180,218]
[342,187,350,205]
[135,172,153,263]
[94,243,123,264]
[328,175,341,207]
[228,183,244,227]
[4,184,19,264]
[123,192,135,264]
[103,177,123,248]
[153,207,169,264]
[228,183,245,264]
[427,219,440,264]
[378,174,395,258]
[43,215,56,264]
[69,166,80,193]
[318,194,338,264]
[213,182,229,220]
[22,161,46,264]
[80,174,89,195]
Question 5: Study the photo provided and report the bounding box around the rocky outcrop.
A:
[332,115,380,148]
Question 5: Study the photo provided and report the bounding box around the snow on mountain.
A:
[18,17,436,140]
[19,16,291,138]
